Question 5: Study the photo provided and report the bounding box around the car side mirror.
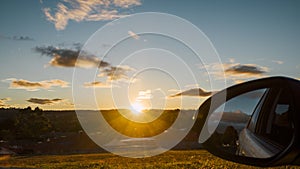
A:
[194,76,300,167]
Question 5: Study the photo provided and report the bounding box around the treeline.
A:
[0,107,82,142]
[0,107,201,143]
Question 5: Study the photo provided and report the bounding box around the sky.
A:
[0,0,299,110]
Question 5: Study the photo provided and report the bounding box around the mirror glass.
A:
[206,87,294,159]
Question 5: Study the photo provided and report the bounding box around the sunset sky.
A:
[0,0,299,110]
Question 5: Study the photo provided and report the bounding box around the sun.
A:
[131,102,144,114]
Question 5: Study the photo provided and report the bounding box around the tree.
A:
[0,129,14,141]
[14,108,52,140]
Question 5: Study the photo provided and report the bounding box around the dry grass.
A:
[0,150,299,169]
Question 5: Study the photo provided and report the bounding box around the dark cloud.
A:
[12,36,34,41]
[35,45,134,81]
[225,64,267,75]
[6,78,69,91]
[27,98,63,105]
[34,45,110,68]
[12,80,42,88]
[170,88,214,97]
[0,35,34,41]
[99,65,134,81]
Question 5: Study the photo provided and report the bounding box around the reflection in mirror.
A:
[206,87,295,159]
[207,89,267,156]
[238,87,295,158]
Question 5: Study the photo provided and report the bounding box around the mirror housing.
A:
[195,76,300,167]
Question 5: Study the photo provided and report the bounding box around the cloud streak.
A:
[170,88,213,97]
[84,81,112,88]
[113,0,141,8]
[99,65,135,81]
[6,78,69,91]
[200,59,269,84]
[225,64,268,76]
[0,98,11,107]
[35,45,135,81]
[43,0,141,30]
[128,31,140,40]
[272,60,284,65]
[0,35,34,41]
[136,90,153,100]
[34,45,110,68]
[12,36,34,41]
[27,98,64,105]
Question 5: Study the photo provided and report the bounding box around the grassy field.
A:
[0,150,299,169]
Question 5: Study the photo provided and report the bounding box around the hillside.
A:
[0,108,201,155]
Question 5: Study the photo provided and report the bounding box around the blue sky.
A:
[0,0,299,110]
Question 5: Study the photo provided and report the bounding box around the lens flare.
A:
[131,102,144,114]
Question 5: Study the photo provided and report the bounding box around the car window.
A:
[263,88,294,147]
[236,86,296,158]
[209,88,267,134]
[247,89,269,132]
[207,88,267,154]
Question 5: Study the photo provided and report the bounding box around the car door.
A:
[198,76,300,167]
[238,86,295,158]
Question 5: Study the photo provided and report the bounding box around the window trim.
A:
[247,89,269,133]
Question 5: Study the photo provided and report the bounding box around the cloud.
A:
[43,0,141,30]
[136,90,153,100]
[272,60,283,65]
[128,31,140,40]
[113,0,141,8]
[0,98,11,107]
[34,45,110,68]
[47,79,69,87]
[225,64,268,76]
[12,36,34,41]
[99,65,135,81]
[170,88,213,97]
[35,45,134,81]
[0,35,34,41]
[27,98,64,105]
[229,58,235,63]
[5,78,69,91]
[200,59,269,84]
[233,79,246,84]
[84,81,112,88]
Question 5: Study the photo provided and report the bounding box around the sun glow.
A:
[131,102,144,114]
